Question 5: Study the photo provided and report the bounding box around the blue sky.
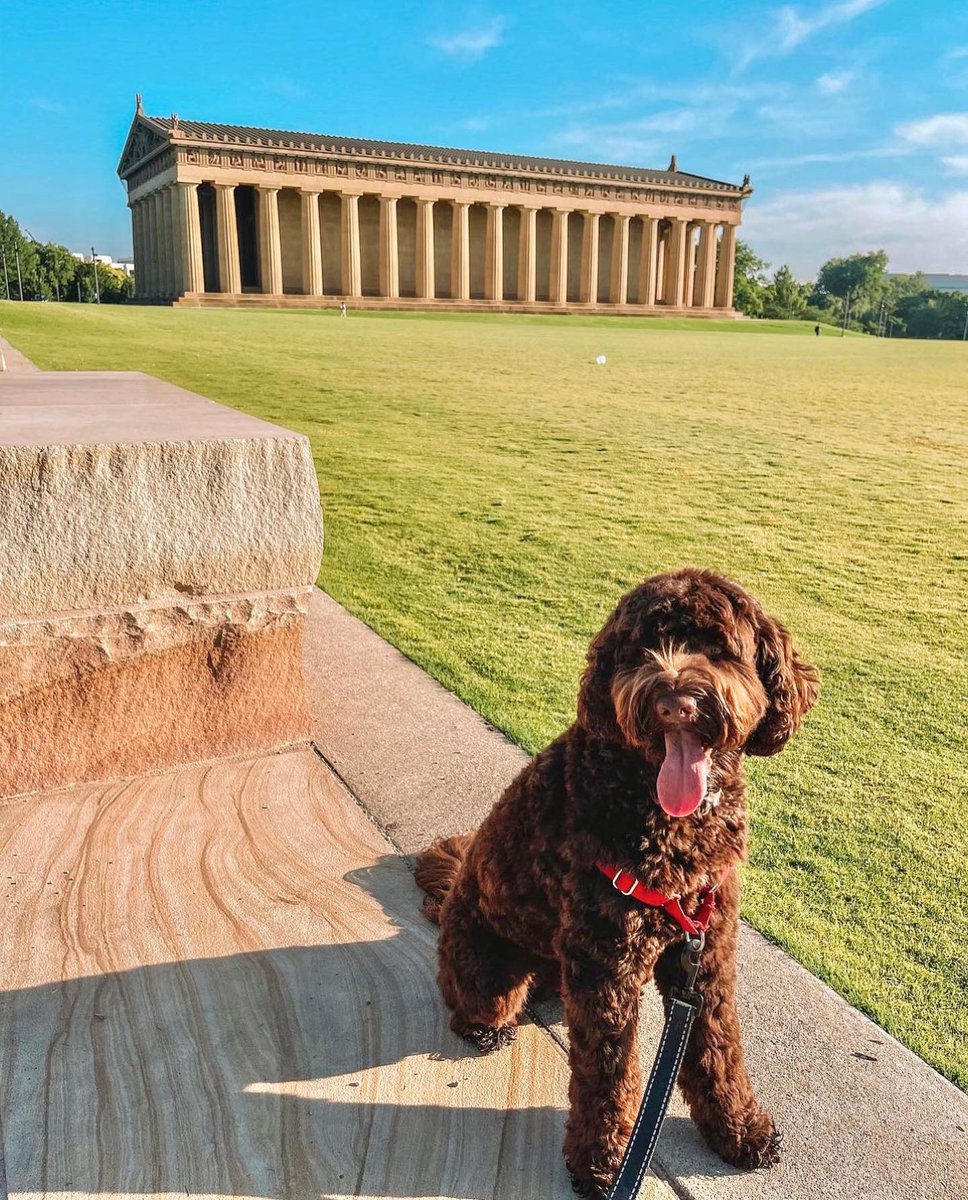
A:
[1,0,966,277]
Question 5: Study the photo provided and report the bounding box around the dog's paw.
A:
[565,1152,623,1200]
[459,1022,517,1054]
[567,1168,607,1199]
[565,1161,610,1199]
[704,1109,782,1171]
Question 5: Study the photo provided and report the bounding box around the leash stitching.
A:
[631,999,693,1196]
[610,999,676,1199]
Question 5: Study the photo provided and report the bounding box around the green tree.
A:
[733,239,769,317]
[74,261,133,304]
[814,250,889,329]
[97,262,134,303]
[34,242,78,301]
[0,210,38,300]
[761,264,808,319]
[896,289,968,340]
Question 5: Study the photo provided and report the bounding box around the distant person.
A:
[814,323,821,337]
[339,302,347,318]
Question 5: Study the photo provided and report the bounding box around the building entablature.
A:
[119,112,751,222]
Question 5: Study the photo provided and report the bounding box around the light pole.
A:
[91,247,101,304]
[1,245,9,300]
[841,291,852,337]
[14,245,24,301]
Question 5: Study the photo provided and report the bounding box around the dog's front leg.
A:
[654,872,780,1170]
[558,928,660,1198]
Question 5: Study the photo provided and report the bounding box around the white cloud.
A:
[429,16,506,61]
[749,145,908,170]
[775,0,884,51]
[816,72,853,94]
[27,97,66,114]
[896,112,968,147]
[742,182,968,276]
[734,0,886,71]
[942,155,968,175]
[554,102,742,164]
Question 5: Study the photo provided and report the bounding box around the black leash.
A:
[606,934,705,1200]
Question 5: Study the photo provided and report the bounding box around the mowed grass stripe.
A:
[3,302,966,1087]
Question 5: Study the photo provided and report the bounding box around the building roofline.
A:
[120,110,750,195]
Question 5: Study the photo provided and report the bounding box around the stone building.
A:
[118,98,751,314]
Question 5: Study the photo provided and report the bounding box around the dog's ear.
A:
[575,614,622,740]
[746,613,820,756]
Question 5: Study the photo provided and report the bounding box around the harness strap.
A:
[596,862,728,937]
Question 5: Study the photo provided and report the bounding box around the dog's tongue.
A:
[657,729,710,817]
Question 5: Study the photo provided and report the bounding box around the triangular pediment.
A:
[117,114,170,178]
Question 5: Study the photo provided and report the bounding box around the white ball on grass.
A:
[596,354,607,365]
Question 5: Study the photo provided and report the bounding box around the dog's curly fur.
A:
[415,568,819,1197]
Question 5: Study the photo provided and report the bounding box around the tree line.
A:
[1,209,132,304]
[734,242,968,339]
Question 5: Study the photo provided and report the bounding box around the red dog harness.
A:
[597,862,730,937]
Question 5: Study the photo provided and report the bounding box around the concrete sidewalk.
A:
[0,332,39,374]
[305,588,968,1200]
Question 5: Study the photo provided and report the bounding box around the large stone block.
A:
[0,371,323,796]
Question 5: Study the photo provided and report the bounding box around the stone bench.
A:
[0,370,322,797]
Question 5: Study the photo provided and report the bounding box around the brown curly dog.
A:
[415,568,819,1197]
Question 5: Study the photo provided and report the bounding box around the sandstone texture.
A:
[0,372,322,617]
[0,369,323,796]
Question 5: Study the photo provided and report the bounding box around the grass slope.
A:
[3,302,966,1087]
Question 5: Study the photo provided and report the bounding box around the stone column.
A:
[665,217,687,308]
[168,185,187,299]
[715,224,737,309]
[130,201,146,299]
[378,195,400,299]
[694,221,717,309]
[144,192,160,298]
[176,182,204,296]
[656,225,667,302]
[215,184,242,295]
[676,225,690,307]
[638,216,659,306]
[484,203,505,301]
[609,213,630,305]
[138,195,151,298]
[580,211,600,304]
[340,192,362,298]
[550,209,570,305]
[297,190,323,297]
[517,205,537,303]
[257,186,283,296]
[163,186,181,298]
[451,200,471,301]
[415,198,435,299]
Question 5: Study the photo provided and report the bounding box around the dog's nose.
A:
[656,694,698,723]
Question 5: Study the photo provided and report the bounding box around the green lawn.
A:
[3,301,966,1088]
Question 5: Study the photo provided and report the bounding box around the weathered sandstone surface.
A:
[0,370,323,796]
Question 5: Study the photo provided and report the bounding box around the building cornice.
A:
[118,111,753,206]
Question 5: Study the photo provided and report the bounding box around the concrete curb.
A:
[305,588,968,1200]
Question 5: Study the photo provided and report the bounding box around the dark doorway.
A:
[197,184,218,293]
[234,186,260,291]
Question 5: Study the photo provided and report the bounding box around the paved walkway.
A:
[0,332,39,374]
[3,747,672,1199]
